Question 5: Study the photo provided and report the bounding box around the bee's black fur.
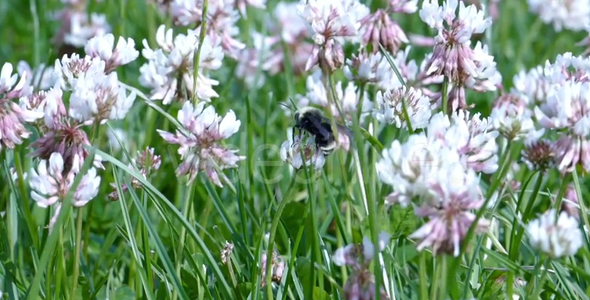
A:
[292,107,350,156]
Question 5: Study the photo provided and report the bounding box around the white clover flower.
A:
[69,78,134,124]
[139,25,223,104]
[85,34,140,73]
[280,129,326,170]
[29,152,101,229]
[234,32,278,88]
[343,51,397,90]
[428,111,499,174]
[157,101,245,187]
[170,0,245,57]
[362,231,391,261]
[54,53,106,90]
[389,0,418,13]
[490,93,535,141]
[68,72,136,124]
[30,88,104,173]
[527,209,583,258]
[527,0,590,32]
[63,13,112,47]
[298,70,372,124]
[512,65,550,104]
[373,86,433,129]
[17,61,58,91]
[297,0,369,45]
[273,2,311,44]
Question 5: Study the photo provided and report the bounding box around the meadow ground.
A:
[1,0,590,299]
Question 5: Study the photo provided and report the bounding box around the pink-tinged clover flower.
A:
[108,147,162,200]
[0,63,42,152]
[263,2,314,76]
[419,0,499,110]
[157,101,245,187]
[332,231,391,300]
[531,53,590,173]
[85,34,140,73]
[169,0,245,57]
[297,0,369,73]
[388,0,418,14]
[377,111,494,256]
[359,8,409,54]
[52,3,111,48]
[29,152,101,230]
[29,88,104,174]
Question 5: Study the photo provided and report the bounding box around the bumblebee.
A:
[292,106,351,156]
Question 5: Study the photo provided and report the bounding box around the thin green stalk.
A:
[192,0,209,104]
[172,183,196,300]
[419,252,428,300]
[572,169,590,245]
[265,177,298,300]
[441,78,449,115]
[530,258,550,299]
[378,43,413,133]
[70,207,84,298]
[30,0,40,67]
[510,172,544,253]
[449,141,514,285]
[14,151,40,250]
[438,256,448,300]
[430,258,441,300]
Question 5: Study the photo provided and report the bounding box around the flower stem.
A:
[172,183,195,300]
[70,207,84,299]
[530,258,550,299]
[430,257,442,300]
[438,256,448,300]
[192,0,209,104]
[14,149,39,249]
[441,77,449,115]
[265,177,298,300]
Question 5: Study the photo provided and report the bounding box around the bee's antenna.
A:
[279,102,292,110]
[287,97,299,111]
